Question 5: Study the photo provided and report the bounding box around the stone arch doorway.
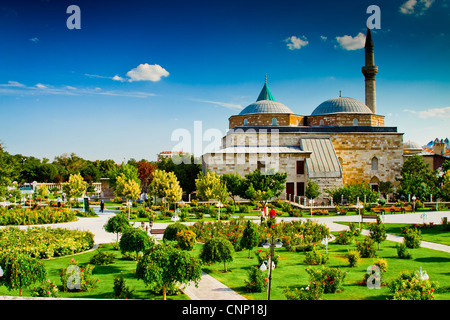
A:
[370,176,380,192]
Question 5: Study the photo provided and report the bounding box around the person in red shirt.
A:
[269,208,276,218]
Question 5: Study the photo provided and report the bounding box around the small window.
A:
[243,118,248,126]
[272,117,277,126]
[371,157,378,171]
[296,160,305,174]
[352,118,358,126]
[257,161,266,172]
[319,120,324,126]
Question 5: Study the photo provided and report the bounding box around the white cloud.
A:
[126,63,169,82]
[0,80,25,87]
[36,83,48,89]
[320,35,327,41]
[112,75,124,82]
[65,86,77,90]
[336,32,366,50]
[29,37,40,43]
[193,99,243,110]
[400,0,435,15]
[404,106,450,119]
[285,35,309,50]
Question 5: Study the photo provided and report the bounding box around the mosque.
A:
[202,29,404,200]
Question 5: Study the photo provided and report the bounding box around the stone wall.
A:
[228,114,304,129]
[308,114,384,127]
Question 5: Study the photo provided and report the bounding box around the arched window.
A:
[319,120,324,126]
[371,157,378,171]
[272,117,277,126]
[243,118,248,126]
[352,118,358,126]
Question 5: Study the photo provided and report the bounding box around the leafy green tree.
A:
[0,252,47,296]
[136,241,202,300]
[115,174,141,218]
[104,213,131,242]
[0,143,16,201]
[325,181,378,204]
[442,171,450,201]
[305,180,321,200]
[62,173,88,208]
[119,227,154,263]
[240,220,259,258]
[107,163,140,193]
[157,154,201,194]
[36,184,49,202]
[149,169,183,209]
[241,169,287,206]
[222,172,244,209]
[200,237,234,272]
[368,216,387,250]
[195,171,222,201]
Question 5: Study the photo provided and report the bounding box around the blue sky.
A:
[0,0,449,162]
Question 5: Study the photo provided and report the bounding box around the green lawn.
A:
[195,235,450,300]
[0,244,189,300]
[337,222,450,246]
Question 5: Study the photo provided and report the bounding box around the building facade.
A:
[202,29,404,200]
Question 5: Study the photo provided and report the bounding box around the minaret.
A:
[361,28,378,114]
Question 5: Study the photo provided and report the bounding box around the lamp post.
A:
[216,201,223,221]
[356,198,363,228]
[412,195,416,212]
[261,236,283,300]
[309,199,314,218]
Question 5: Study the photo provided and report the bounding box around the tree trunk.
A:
[248,249,251,259]
[162,284,166,300]
[19,287,22,296]
[224,261,227,272]
[136,251,139,264]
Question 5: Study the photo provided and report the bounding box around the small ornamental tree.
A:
[200,236,234,272]
[63,173,88,208]
[119,227,154,263]
[104,213,131,242]
[136,242,202,300]
[115,174,141,218]
[0,252,47,296]
[240,220,259,258]
[305,180,321,200]
[368,216,387,250]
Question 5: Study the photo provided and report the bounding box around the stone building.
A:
[202,29,404,200]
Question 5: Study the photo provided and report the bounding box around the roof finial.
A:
[265,73,267,84]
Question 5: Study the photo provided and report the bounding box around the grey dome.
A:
[239,100,294,116]
[312,97,372,116]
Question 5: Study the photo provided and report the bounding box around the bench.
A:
[370,208,385,213]
[150,229,165,235]
[361,214,379,222]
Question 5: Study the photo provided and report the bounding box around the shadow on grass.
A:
[414,256,450,263]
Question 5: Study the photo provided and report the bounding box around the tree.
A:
[200,237,234,272]
[379,181,394,198]
[325,182,379,205]
[136,242,202,300]
[62,173,88,208]
[36,184,49,202]
[240,220,259,258]
[136,161,156,192]
[368,216,387,250]
[0,143,17,200]
[119,227,154,263]
[104,213,131,242]
[195,171,222,202]
[442,171,450,201]
[149,169,182,209]
[0,252,47,296]
[222,172,244,209]
[305,180,321,200]
[242,169,287,206]
[115,174,141,219]
[157,154,202,194]
[107,163,140,194]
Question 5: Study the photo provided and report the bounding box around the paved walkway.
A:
[1,207,449,300]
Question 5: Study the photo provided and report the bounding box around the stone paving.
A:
[1,207,449,300]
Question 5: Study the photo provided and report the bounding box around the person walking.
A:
[260,208,265,224]
[100,199,105,213]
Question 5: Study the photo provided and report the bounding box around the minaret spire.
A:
[362,28,378,114]
[265,73,267,84]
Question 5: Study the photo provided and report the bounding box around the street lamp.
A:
[216,201,223,221]
[260,236,283,300]
[412,195,416,212]
[309,199,314,218]
[356,198,364,228]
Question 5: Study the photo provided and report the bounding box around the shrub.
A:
[283,284,323,300]
[163,222,189,241]
[0,207,77,226]
[335,231,353,245]
[59,259,99,292]
[244,266,268,292]
[113,272,135,299]
[373,257,388,273]
[89,251,116,265]
[200,237,234,272]
[304,246,328,265]
[31,279,59,298]
[254,249,280,268]
[112,196,123,204]
[176,230,197,251]
[305,266,347,293]
[401,226,422,248]
[396,243,412,259]
[347,249,361,267]
[348,222,361,237]
[356,237,376,258]
[368,216,387,250]
[388,270,439,300]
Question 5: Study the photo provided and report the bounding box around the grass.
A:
[336,222,450,246]
[194,234,450,300]
[0,244,189,300]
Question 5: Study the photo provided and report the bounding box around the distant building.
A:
[158,151,185,161]
[202,28,404,199]
[404,138,450,171]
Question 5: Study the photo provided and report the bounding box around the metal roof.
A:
[300,138,342,178]
[311,97,372,116]
[238,100,294,115]
[207,145,308,154]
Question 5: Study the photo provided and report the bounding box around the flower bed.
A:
[0,207,77,226]
[0,227,94,259]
